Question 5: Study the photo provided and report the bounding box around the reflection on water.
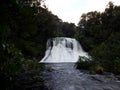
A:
[40,63,120,90]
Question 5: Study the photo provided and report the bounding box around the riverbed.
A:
[40,63,120,90]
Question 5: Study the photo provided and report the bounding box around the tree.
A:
[76,2,120,74]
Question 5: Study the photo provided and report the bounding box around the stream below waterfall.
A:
[40,63,120,90]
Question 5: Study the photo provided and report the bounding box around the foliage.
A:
[76,2,120,74]
[76,57,105,74]
[0,42,46,89]
[0,0,78,89]
[76,57,92,69]
[0,43,24,89]
[1,0,120,89]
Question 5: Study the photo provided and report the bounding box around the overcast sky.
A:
[45,0,120,25]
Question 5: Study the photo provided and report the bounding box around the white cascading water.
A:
[40,37,88,63]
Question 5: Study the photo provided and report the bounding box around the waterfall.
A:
[40,37,88,63]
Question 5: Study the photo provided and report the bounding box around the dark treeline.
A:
[0,0,120,89]
[0,0,76,89]
[0,0,76,59]
[76,2,120,74]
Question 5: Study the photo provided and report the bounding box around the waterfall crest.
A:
[40,37,88,63]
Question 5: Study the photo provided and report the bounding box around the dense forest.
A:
[0,0,120,89]
[0,0,76,89]
[76,2,120,75]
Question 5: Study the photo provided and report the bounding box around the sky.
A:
[45,0,120,25]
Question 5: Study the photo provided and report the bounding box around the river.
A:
[40,63,120,90]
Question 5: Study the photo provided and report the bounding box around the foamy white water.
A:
[40,37,88,63]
